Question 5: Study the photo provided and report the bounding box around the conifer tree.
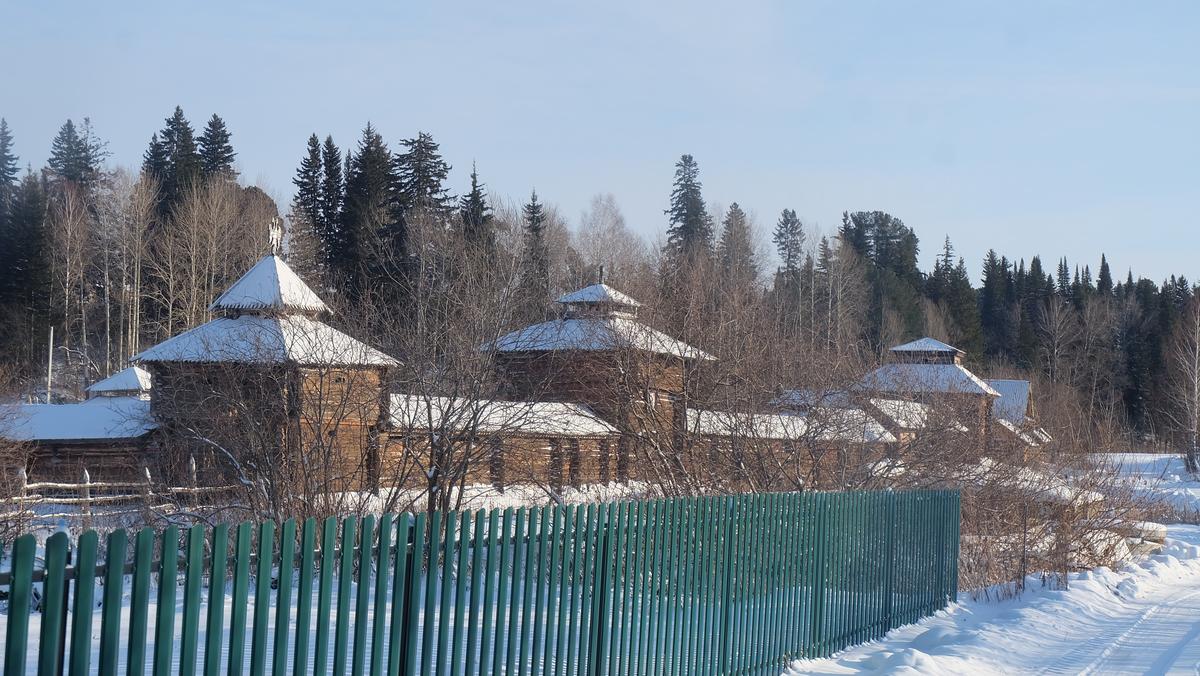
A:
[292,135,322,231]
[142,133,169,182]
[663,154,713,261]
[0,119,18,220]
[395,131,452,217]
[459,163,494,256]
[519,189,550,315]
[319,136,343,255]
[342,124,398,299]
[1097,254,1114,296]
[772,208,804,277]
[47,118,106,185]
[156,106,202,212]
[0,171,49,360]
[198,113,237,179]
[289,134,323,277]
[718,202,758,285]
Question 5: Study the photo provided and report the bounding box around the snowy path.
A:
[787,524,1200,675]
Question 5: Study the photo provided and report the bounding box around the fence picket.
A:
[179,525,205,676]
[371,513,394,676]
[205,523,230,676]
[249,521,275,676]
[333,516,357,676]
[227,522,253,676]
[39,532,69,676]
[98,528,127,675]
[5,534,35,674]
[293,518,316,676]
[352,514,375,676]
[273,518,297,676]
[69,529,99,676]
[313,517,338,674]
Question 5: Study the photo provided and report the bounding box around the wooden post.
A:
[81,468,92,532]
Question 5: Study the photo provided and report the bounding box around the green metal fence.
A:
[1,490,959,675]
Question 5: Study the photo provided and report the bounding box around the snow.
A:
[986,379,1030,423]
[1,396,155,442]
[208,254,328,315]
[994,418,1045,447]
[859,363,1001,397]
[390,394,617,437]
[686,408,808,440]
[802,406,897,444]
[889,338,962,354]
[786,524,1200,675]
[1097,452,1200,517]
[85,366,152,397]
[134,314,398,367]
[489,315,714,361]
[555,283,641,309]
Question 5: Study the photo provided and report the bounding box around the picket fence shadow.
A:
[1,490,960,675]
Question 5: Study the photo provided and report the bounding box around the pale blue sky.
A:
[3,2,1197,281]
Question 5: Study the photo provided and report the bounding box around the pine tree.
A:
[0,171,49,362]
[342,124,398,300]
[459,163,494,256]
[395,131,452,217]
[718,202,758,285]
[519,189,550,315]
[773,208,804,277]
[663,154,713,261]
[1097,254,1114,296]
[198,114,237,179]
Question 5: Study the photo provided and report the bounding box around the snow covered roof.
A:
[390,394,617,438]
[803,406,898,444]
[85,366,152,397]
[686,407,894,444]
[556,283,641,309]
[772,389,853,410]
[209,255,329,315]
[1,397,155,443]
[686,409,808,440]
[489,315,714,361]
[866,398,971,433]
[988,379,1031,422]
[135,314,398,367]
[860,363,1000,397]
[890,337,963,354]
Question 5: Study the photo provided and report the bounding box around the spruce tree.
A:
[0,119,18,221]
[198,114,237,179]
[718,202,758,285]
[663,154,713,261]
[292,135,322,231]
[395,131,452,217]
[519,189,550,314]
[772,208,804,277]
[1097,254,1114,296]
[342,124,398,300]
[158,106,202,212]
[142,133,169,182]
[47,119,106,185]
[0,171,49,361]
[459,163,494,255]
[319,135,343,258]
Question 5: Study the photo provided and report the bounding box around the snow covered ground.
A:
[787,453,1200,675]
[787,523,1200,675]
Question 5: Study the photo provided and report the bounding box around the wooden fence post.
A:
[81,467,92,532]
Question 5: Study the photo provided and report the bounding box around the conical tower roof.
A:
[209,255,328,315]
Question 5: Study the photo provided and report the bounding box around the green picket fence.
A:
[1,490,959,675]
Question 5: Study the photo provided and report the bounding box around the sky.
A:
[2,1,1198,282]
